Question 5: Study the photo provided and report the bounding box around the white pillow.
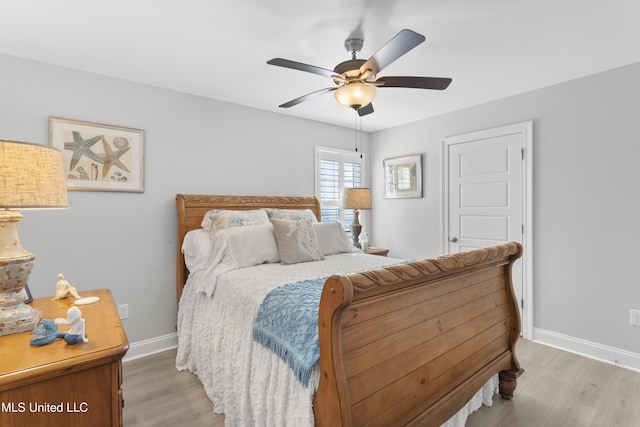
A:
[219,224,280,268]
[312,222,353,255]
[181,229,213,272]
[201,209,270,232]
[271,218,324,264]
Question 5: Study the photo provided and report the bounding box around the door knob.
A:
[449,237,458,243]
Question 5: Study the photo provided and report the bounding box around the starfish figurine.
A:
[96,137,130,179]
[64,131,104,171]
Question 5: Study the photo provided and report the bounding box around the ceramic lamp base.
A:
[0,209,41,336]
[351,209,362,249]
[0,256,41,336]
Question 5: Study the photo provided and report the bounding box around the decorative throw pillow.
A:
[312,222,353,256]
[263,208,318,223]
[201,209,270,232]
[221,224,280,268]
[271,218,324,264]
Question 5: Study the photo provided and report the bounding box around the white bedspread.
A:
[175,252,498,426]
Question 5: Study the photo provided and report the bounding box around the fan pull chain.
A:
[359,114,363,158]
[354,109,359,154]
[354,109,363,158]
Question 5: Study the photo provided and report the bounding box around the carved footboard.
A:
[314,243,524,427]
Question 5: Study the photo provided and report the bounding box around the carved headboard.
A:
[175,194,322,302]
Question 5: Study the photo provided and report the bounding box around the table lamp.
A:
[343,187,371,249]
[0,140,68,336]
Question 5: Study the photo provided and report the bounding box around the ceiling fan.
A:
[267,29,452,117]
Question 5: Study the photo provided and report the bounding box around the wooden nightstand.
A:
[0,289,128,427]
[364,247,389,257]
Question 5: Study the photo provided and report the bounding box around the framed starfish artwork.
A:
[49,117,144,192]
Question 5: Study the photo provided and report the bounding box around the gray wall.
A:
[0,54,369,346]
[370,62,640,358]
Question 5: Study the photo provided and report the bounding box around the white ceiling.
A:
[1,0,639,132]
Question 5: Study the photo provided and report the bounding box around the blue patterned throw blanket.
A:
[253,277,326,387]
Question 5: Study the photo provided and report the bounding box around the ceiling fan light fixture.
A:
[334,82,376,109]
[268,30,449,114]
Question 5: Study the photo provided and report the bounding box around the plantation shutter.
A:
[315,147,365,233]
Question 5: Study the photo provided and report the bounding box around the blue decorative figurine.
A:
[30,306,88,346]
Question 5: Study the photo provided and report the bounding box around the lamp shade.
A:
[344,187,372,210]
[0,140,68,209]
[334,82,376,109]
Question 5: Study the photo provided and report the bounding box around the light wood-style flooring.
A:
[466,339,640,426]
[122,349,224,427]
[123,339,640,426]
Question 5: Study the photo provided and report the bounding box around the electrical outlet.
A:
[630,309,640,327]
[118,304,129,320]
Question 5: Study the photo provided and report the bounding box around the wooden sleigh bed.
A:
[176,194,524,426]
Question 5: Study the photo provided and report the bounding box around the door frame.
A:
[442,121,533,339]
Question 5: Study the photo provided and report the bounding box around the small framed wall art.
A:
[383,154,423,198]
[49,117,144,192]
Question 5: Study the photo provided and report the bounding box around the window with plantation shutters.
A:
[315,146,365,234]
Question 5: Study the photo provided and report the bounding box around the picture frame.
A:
[383,154,423,199]
[49,117,144,192]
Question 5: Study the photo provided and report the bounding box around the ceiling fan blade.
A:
[278,87,337,108]
[376,76,452,90]
[267,58,340,79]
[359,29,425,76]
[357,103,374,116]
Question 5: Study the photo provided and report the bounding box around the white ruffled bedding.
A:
[175,252,498,426]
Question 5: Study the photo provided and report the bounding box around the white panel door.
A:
[449,133,522,252]
[443,122,532,337]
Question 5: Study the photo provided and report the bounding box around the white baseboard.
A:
[533,327,640,373]
[122,332,178,363]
